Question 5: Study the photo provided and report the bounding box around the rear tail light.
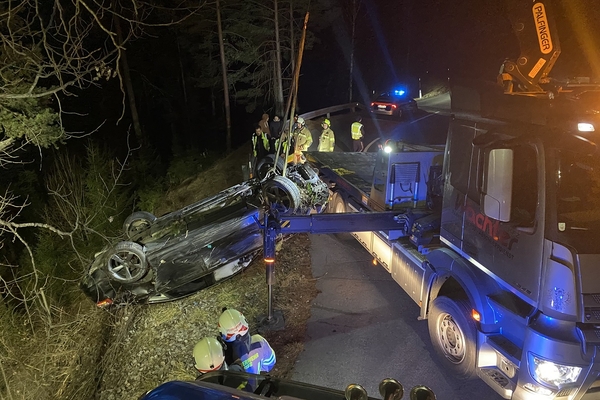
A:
[392,104,397,109]
[97,298,114,308]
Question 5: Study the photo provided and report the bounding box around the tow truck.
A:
[140,1,600,398]
[258,1,600,398]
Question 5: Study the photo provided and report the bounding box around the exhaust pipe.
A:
[409,385,436,400]
[378,378,404,400]
[344,384,368,400]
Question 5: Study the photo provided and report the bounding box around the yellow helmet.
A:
[218,308,249,342]
[323,119,331,127]
[193,337,225,373]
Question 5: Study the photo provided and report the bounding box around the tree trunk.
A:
[289,0,295,75]
[114,13,144,146]
[348,0,358,103]
[274,0,284,115]
[216,0,232,153]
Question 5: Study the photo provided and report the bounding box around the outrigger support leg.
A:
[257,212,285,332]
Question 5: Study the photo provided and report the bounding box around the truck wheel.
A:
[329,192,347,213]
[106,241,148,284]
[428,296,477,380]
[123,211,156,239]
[262,176,301,214]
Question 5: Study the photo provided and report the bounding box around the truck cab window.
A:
[510,145,537,227]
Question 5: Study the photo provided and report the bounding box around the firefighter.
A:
[193,336,244,374]
[351,117,365,152]
[218,308,276,374]
[294,117,313,152]
[318,118,335,152]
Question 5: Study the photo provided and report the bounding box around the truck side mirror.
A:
[482,148,513,222]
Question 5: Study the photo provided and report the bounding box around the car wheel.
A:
[256,155,286,180]
[106,241,148,283]
[328,192,347,213]
[262,175,301,214]
[428,296,477,380]
[123,211,156,239]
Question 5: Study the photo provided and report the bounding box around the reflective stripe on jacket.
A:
[239,334,276,374]
[295,127,313,151]
[318,128,335,152]
[351,122,363,140]
[252,134,270,157]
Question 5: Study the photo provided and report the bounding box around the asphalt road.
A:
[291,94,502,399]
[303,93,451,153]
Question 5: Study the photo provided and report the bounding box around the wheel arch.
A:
[424,247,500,329]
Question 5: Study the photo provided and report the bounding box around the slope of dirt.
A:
[97,145,318,399]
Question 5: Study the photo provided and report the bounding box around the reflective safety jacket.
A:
[252,133,270,157]
[351,122,364,140]
[239,334,276,374]
[274,137,290,155]
[295,126,313,151]
[318,128,335,152]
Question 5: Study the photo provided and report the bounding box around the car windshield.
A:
[555,149,600,237]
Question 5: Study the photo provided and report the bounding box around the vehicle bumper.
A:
[477,316,600,400]
[370,108,395,116]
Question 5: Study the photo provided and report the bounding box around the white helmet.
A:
[193,337,225,373]
[218,308,249,342]
[297,117,305,125]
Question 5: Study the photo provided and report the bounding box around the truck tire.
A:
[106,241,148,284]
[329,192,347,213]
[428,296,477,380]
[262,175,301,214]
[123,211,156,239]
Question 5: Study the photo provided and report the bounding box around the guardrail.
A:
[298,102,367,121]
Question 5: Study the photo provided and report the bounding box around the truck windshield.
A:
[556,150,600,236]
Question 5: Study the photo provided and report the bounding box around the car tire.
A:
[123,211,156,239]
[262,175,301,214]
[428,296,477,380]
[256,154,286,180]
[106,241,149,284]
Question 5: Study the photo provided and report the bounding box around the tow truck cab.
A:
[434,83,600,398]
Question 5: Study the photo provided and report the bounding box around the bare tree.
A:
[0,0,198,321]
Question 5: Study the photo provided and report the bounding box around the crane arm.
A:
[498,0,561,94]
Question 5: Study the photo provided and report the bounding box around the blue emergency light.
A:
[393,89,406,96]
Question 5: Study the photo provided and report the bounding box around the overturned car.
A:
[81,161,329,306]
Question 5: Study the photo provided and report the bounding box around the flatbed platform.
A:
[305,152,376,196]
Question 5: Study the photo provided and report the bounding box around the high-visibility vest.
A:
[351,122,363,140]
[275,137,289,154]
[252,133,270,157]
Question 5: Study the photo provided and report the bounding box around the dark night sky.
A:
[300,0,600,109]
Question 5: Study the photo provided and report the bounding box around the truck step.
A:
[478,367,515,399]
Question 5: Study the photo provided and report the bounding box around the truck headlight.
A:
[529,353,582,388]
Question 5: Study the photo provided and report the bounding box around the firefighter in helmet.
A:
[318,118,335,152]
[193,336,243,374]
[218,308,276,374]
[294,117,313,152]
